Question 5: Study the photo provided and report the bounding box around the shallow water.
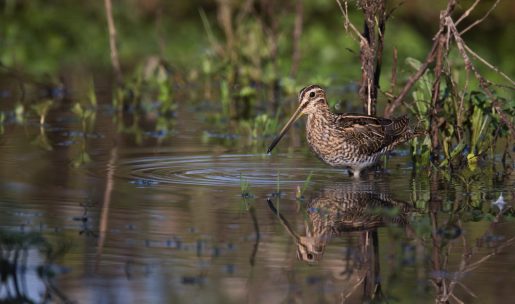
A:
[0,91,514,304]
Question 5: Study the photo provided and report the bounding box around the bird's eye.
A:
[307,253,314,260]
[309,92,315,98]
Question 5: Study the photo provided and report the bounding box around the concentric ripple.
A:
[116,153,343,187]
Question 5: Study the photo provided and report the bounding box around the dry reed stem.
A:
[103,0,122,82]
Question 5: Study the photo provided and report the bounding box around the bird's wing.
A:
[333,114,409,155]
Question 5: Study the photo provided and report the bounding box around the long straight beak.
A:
[267,105,304,154]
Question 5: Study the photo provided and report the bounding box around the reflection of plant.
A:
[0,230,72,303]
[296,171,313,201]
[113,58,175,115]
[111,58,176,144]
[69,79,97,167]
[400,168,514,302]
[30,99,55,151]
[31,99,54,125]
[240,174,252,199]
[405,58,432,167]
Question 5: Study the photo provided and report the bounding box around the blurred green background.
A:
[1,0,513,85]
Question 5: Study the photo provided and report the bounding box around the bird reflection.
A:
[267,182,411,263]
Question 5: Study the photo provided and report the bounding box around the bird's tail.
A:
[405,120,428,141]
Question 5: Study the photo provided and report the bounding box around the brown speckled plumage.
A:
[268,85,421,177]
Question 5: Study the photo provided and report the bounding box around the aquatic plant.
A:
[296,171,313,201]
[239,173,252,199]
[31,99,53,126]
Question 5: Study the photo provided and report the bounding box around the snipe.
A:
[267,85,422,177]
[267,183,411,263]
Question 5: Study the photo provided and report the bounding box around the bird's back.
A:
[306,112,416,172]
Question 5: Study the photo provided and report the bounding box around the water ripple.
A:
[116,154,342,187]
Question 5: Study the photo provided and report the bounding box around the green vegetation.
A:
[0,0,513,168]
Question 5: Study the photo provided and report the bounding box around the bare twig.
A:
[455,0,481,25]
[463,43,515,86]
[460,0,500,35]
[103,0,123,82]
[335,0,367,44]
[456,282,478,299]
[340,273,366,302]
[383,42,438,118]
[450,293,465,304]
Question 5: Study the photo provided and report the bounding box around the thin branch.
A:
[456,282,478,299]
[340,273,367,302]
[336,0,367,44]
[455,0,481,25]
[383,41,438,118]
[463,43,515,86]
[460,0,500,35]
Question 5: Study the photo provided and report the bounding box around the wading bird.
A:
[267,85,422,177]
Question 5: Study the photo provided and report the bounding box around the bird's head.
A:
[267,84,327,153]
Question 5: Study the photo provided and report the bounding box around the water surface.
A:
[0,91,513,303]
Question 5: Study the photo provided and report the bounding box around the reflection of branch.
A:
[340,273,366,302]
[96,146,118,269]
[430,201,515,303]
[248,206,260,266]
